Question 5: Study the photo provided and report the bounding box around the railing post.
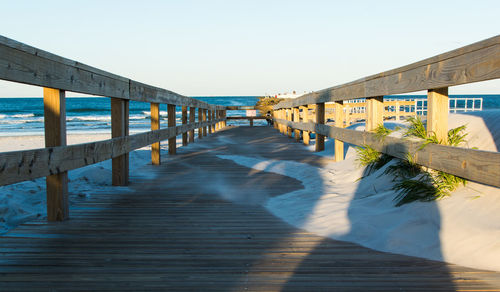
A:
[273,110,279,130]
[366,96,384,131]
[212,110,216,132]
[334,101,344,162]
[151,102,161,165]
[111,98,129,186]
[293,107,300,142]
[250,118,254,127]
[280,108,287,135]
[302,106,310,145]
[287,108,292,138]
[278,110,283,133]
[427,88,449,143]
[43,87,68,221]
[168,104,176,155]
[315,102,325,152]
[203,109,207,136]
[215,110,219,131]
[182,106,188,146]
[198,108,203,139]
[208,110,213,134]
[189,107,195,143]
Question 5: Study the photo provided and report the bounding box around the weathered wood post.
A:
[287,108,293,138]
[43,87,68,221]
[198,108,203,139]
[189,107,195,143]
[212,110,216,132]
[225,110,228,127]
[334,101,344,162]
[151,102,160,165]
[215,110,219,131]
[366,96,384,132]
[278,110,284,134]
[203,109,208,136]
[293,107,300,142]
[168,104,176,155]
[273,110,279,130]
[208,110,213,134]
[315,103,325,152]
[427,88,449,143]
[302,105,310,145]
[111,98,129,186]
[182,106,188,146]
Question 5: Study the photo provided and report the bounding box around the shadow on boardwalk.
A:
[0,126,499,290]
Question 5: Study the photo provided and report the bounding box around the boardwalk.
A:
[1,126,500,291]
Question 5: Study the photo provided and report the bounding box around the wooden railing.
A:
[0,35,228,221]
[226,106,266,127]
[273,35,500,188]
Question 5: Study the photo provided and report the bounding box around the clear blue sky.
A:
[1,0,499,97]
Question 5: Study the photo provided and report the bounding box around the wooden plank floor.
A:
[1,126,500,291]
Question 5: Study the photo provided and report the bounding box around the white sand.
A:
[2,112,500,272]
[218,110,500,272]
[0,132,184,234]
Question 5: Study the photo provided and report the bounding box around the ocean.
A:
[0,95,499,136]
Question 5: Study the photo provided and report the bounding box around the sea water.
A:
[0,96,260,136]
[0,95,499,136]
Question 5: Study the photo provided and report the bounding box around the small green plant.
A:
[255,96,284,115]
[355,145,392,175]
[393,175,437,206]
[374,124,392,141]
[404,116,427,139]
[388,118,470,206]
[384,152,421,180]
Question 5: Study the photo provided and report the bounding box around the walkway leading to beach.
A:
[1,126,499,291]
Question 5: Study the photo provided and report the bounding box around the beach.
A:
[1,111,500,273]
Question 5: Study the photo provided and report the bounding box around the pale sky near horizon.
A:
[0,0,499,97]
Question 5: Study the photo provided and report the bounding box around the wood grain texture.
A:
[182,106,188,146]
[334,101,344,162]
[0,35,224,110]
[0,36,129,99]
[1,127,498,291]
[301,106,310,145]
[168,104,177,155]
[202,109,207,137]
[151,103,161,165]
[111,98,129,186]
[427,88,449,143]
[274,35,500,109]
[189,107,196,143]
[315,103,325,152]
[293,107,301,142]
[43,88,68,222]
[0,119,223,187]
[198,108,203,139]
[274,118,500,187]
[366,96,384,132]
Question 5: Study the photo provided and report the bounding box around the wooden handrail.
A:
[274,118,500,187]
[0,35,224,110]
[274,35,500,109]
[0,119,223,187]
[272,35,500,188]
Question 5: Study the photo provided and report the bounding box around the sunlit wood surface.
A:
[1,126,499,291]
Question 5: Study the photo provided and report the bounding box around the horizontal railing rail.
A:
[274,35,500,109]
[272,35,500,188]
[0,35,228,221]
[0,35,224,110]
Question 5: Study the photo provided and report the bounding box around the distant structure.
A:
[271,90,307,99]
